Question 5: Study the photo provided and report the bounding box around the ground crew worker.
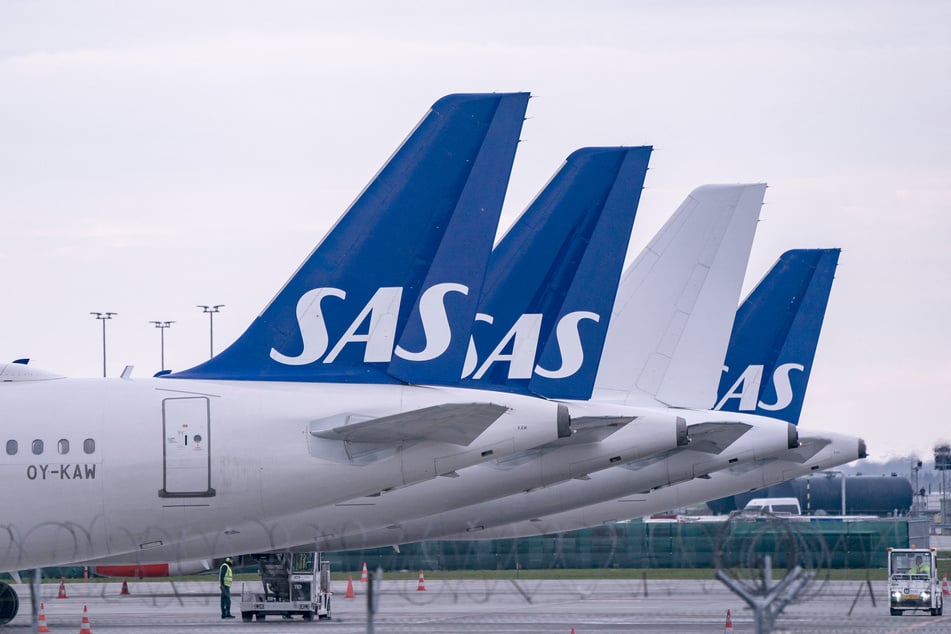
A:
[911,555,931,575]
[220,557,235,619]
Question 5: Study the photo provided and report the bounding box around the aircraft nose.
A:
[858,438,868,459]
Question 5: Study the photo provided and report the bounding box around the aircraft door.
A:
[159,397,216,498]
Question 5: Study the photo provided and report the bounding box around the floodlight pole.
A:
[149,321,175,371]
[90,312,117,377]
[198,304,224,358]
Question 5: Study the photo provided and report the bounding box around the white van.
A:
[742,497,802,516]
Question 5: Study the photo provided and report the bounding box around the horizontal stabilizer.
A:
[312,403,509,445]
[568,416,637,431]
[685,421,752,454]
[0,363,64,382]
[558,416,636,444]
[780,436,831,463]
[725,436,833,476]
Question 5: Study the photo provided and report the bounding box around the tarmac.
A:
[4,577,951,632]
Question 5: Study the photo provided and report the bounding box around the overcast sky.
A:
[2,1,949,461]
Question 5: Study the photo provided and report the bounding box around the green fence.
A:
[325,518,914,572]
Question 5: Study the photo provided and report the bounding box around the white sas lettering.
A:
[461,313,494,378]
[534,311,600,379]
[757,363,805,411]
[271,287,406,365]
[714,363,805,412]
[466,312,601,381]
[324,287,402,363]
[472,314,543,380]
[270,288,346,365]
[715,365,764,411]
[394,283,469,362]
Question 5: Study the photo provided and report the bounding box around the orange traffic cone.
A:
[416,570,426,591]
[37,602,50,633]
[345,575,355,599]
[120,579,130,595]
[78,605,93,634]
[57,577,68,599]
[943,574,950,597]
[724,608,734,633]
[360,562,368,583]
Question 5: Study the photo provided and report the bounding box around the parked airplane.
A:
[84,144,687,568]
[0,92,583,624]
[100,182,792,560]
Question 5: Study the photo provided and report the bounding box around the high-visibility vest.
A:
[220,563,233,587]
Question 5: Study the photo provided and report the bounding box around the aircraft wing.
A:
[312,403,509,446]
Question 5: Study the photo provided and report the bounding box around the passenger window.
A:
[32,439,44,455]
[5,440,16,456]
[83,438,95,454]
[58,439,70,455]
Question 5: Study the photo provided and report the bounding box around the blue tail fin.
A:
[170,93,529,382]
[714,248,841,423]
[450,146,652,399]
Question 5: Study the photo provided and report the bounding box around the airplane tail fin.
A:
[171,93,529,382]
[592,184,767,408]
[453,146,652,399]
[714,248,841,424]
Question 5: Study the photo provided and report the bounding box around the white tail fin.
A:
[592,184,766,408]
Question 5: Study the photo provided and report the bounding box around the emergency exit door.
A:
[159,397,215,498]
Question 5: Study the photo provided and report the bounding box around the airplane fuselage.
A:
[0,375,562,571]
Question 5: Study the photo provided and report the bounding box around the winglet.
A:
[714,248,841,423]
[170,93,529,382]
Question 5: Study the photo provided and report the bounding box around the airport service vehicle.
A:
[240,553,331,622]
[888,547,943,616]
[741,497,802,516]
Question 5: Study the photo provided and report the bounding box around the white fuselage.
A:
[87,407,797,561]
[89,401,689,562]
[0,375,563,571]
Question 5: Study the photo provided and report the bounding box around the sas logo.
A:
[461,310,599,380]
[714,363,805,412]
[269,283,599,380]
